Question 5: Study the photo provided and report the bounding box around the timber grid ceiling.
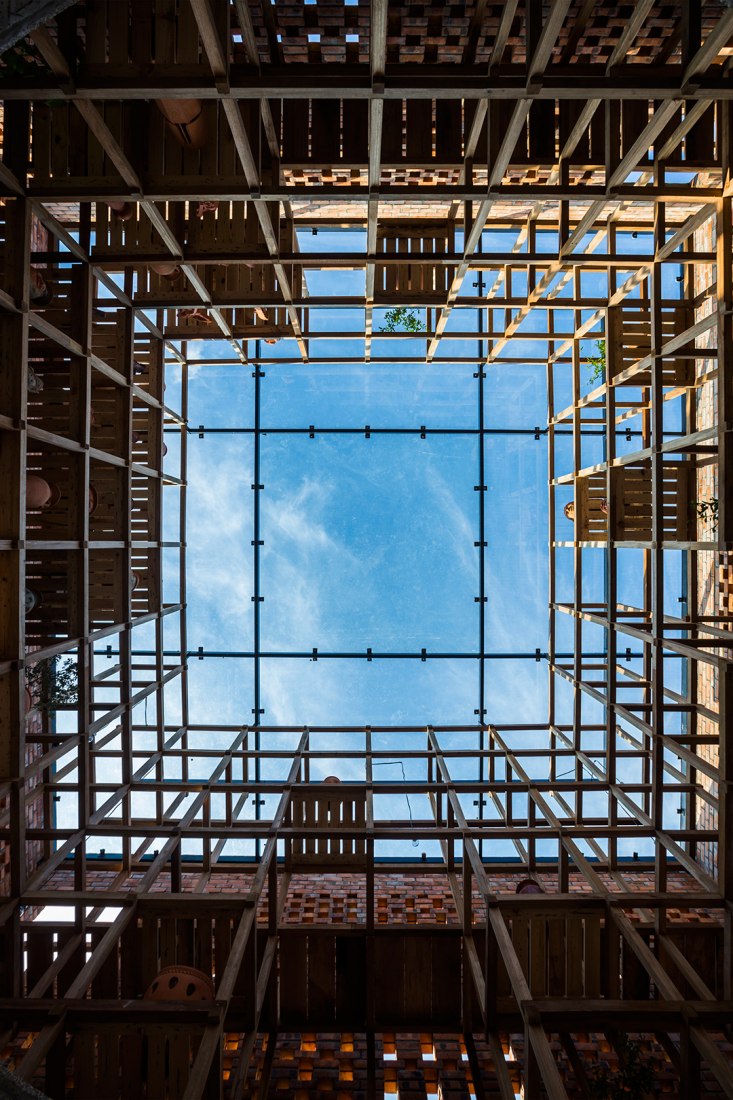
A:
[1,1,733,1099]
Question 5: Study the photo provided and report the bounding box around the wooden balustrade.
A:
[287,785,367,869]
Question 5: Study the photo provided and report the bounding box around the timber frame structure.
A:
[2,1,733,1097]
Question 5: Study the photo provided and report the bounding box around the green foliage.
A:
[695,497,719,532]
[0,43,46,79]
[0,42,64,106]
[588,1036,654,1100]
[380,307,422,333]
[26,657,78,714]
[586,339,606,385]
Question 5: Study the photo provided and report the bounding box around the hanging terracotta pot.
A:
[179,307,213,327]
[24,686,34,717]
[25,587,42,614]
[157,99,208,148]
[144,965,214,1002]
[29,267,53,307]
[26,474,60,509]
[150,261,182,280]
[27,365,44,393]
[107,200,134,222]
[515,878,544,895]
[88,484,98,515]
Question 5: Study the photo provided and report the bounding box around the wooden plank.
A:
[279,931,308,1025]
[146,1029,168,1100]
[511,917,529,991]
[566,917,583,997]
[342,99,368,163]
[169,1031,192,1097]
[311,99,341,164]
[335,934,366,1027]
[307,931,335,1024]
[381,100,403,164]
[282,100,309,163]
[529,917,546,997]
[120,1035,144,1100]
[374,935,404,1024]
[584,917,601,997]
[403,932,431,1022]
[73,1032,97,1100]
[432,933,462,1024]
[405,99,433,163]
[547,918,566,996]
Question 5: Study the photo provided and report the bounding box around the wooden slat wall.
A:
[89,548,126,630]
[92,202,172,261]
[507,913,604,998]
[608,304,695,387]
[26,345,82,443]
[611,461,694,541]
[575,472,608,541]
[288,788,367,867]
[281,99,468,166]
[25,550,75,645]
[376,224,455,302]
[279,929,462,1028]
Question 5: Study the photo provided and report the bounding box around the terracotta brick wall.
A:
[693,212,724,881]
[233,1,718,69]
[0,213,55,896]
[234,1027,733,1099]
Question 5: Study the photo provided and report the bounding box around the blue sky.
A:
[177,226,685,738]
[176,227,553,738]
[48,224,693,862]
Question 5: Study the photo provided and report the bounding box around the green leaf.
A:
[26,657,79,714]
[586,339,606,384]
[380,307,422,333]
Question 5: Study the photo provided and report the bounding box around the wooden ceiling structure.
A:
[1,0,733,1097]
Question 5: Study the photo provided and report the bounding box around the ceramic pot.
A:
[27,365,44,393]
[26,474,60,509]
[145,965,214,1002]
[25,587,42,614]
[150,262,181,278]
[108,201,134,221]
[29,267,53,306]
[157,99,208,148]
[180,307,213,326]
[89,485,98,515]
[515,878,544,895]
